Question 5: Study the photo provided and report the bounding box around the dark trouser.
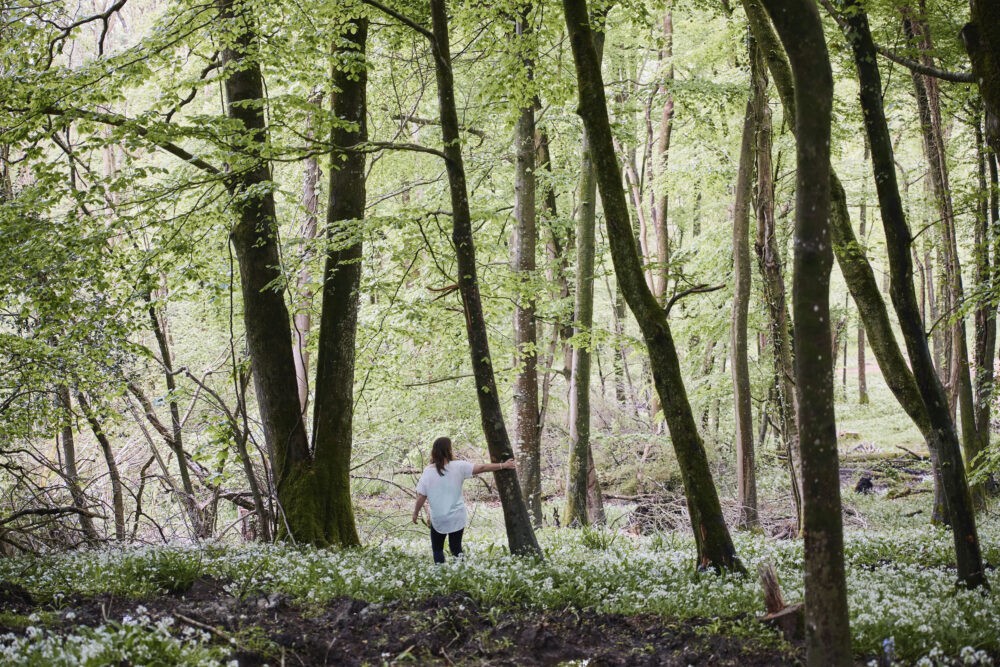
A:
[430,525,464,564]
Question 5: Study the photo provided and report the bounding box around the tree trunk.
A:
[652,7,674,303]
[562,0,743,572]
[307,20,369,548]
[744,0,949,524]
[293,98,322,417]
[904,10,982,501]
[56,386,99,542]
[565,113,600,528]
[429,0,541,556]
[857,145,869,405]
[732,34,762,530]
[843,0,988,590]
[512,11,543,528]
[146,299,203,537]
[753,59,802,531]
[761,0,852,662]
[973,115,997,488]
[961,0,1000,155]
[217,0,320,545]
[77,392,126,540]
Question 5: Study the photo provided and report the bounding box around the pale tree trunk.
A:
[652,6,674,303]
[57,387,99,542]
[77,393,126,541]
[731,33,762,530]
[429,0,541,555]
[293,97,321,416]
[512,9,543,528]
[843,0,988,590]
[753,59,801,530]
[761,0,852,661]
[565,107,600,528]
[562,0,743,572]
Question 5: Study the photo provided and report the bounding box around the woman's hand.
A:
[501,458,516,470]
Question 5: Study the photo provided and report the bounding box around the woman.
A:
[411,436,515,563]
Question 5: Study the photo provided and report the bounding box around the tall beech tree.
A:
[562,0,743,572]
[759,0,851,662]
[840,0,988,590]
[427,0,541,556]
[217,0,362,546]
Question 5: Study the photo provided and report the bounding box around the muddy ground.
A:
[1,577,801,665]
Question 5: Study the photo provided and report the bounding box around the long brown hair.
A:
[431,436,453,476]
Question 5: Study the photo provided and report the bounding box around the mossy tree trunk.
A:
[217,0,362,547]
[308,19,369,549]
[744,0,949,523]
[842,0,988,590]
[562,0,743,572]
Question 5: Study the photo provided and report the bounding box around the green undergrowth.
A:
[1,514,999,664]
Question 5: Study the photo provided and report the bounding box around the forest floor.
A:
[0,578,800,665]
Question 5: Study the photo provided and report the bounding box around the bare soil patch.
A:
[2,576,802,665]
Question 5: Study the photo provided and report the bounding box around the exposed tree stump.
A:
[757,563,803,641]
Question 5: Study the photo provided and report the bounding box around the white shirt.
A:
[416,460,475,534]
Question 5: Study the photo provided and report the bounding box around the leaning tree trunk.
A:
[904,12,980,494]
[77,392,126,540]
[307,20,369,548]
[731,33,764,530]
[56,386,99,542]
[843,0,988,590]
[760,0,851,662]
[429,0,541,556]
[562,0,743,572]
[511,9,543,528]
[743,0,948,523]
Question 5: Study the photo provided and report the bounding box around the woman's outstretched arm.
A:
[472,459,516,475]
[412,494,427,524]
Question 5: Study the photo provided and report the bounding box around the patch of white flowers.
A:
[0,515,996,663]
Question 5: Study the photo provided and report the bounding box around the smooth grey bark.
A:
[565,119,599,527]
[562,0,743,572]
[293,100,321,416]
[760,0,852,663]
[429,0,541,556]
